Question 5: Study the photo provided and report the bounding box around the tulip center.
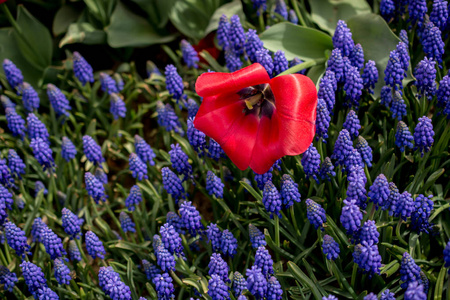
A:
[238,84,275,118]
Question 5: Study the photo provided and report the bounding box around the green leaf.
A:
[308,0,371,35]
[259,23,333,61]
[106,2,177,48]
[14,5,53,71]
[422,168,445,192]
[0,28,42,86]
[168,0,213,40]
[53,4,83,36]
[346,13,414,97]
[204,0,244,36]
[287,261,323,299]
[60,23,107,47]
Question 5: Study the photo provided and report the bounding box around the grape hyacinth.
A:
[181,39,199,68]
[229,15,245,55]
[395,121,414,152]
[20,261,47,297]
[252,0,267,15]
[5,108,26,139]
[318,157,336,181]
[327,48,344,83]
[316,99,331,141]
[217,15,230,49]
[413,116,434,156]
[404,282,427,300]
[0,184,13,213]
[98,266,132,300]
[208,274,229,300]
[332,129,353,167]
[289,9,298,24]
[165,64,184,101]
[400,252,421,288]
[256,48,274,76]
[386,181,400,212]
[380,289,395,300]
[129,153,148,181]
[142,259,161,280]
[384,50,404,90]
[4,221,31,258]
[332,20,355,56]
[380,0,396,21]
[396,42,410,74]
[62,207,83,239]
[162,167,185,200]
[27,113,49,143]
[187,118,206,153]
[160,223,182,255]
[343,65,363,108]
[380,86,393,108]
[68,240,81,261]
[110,93,126,120]
[179,201,202,235]
[392,191,415,220]
[359,220,380,244]
[166,211,185,235]
[301,144,320,183]
[280,174,301,208]
[73,51,94,86]
[274,0,288,19]
[340,199,363,235]
[221,229,238,257]
[322,235,340,260]
[31,217,47,242]
[21,82,40,111]
[3,59,23,88]
[225,48,243,72]
[267,276,283,300]
[272,50,289,76]
[208,253,230,283]
[368,174,390,208]
[153,272,175,300]
[254,246,274,276]
[421,22,445,66]
[100,73,119,94]
[47,83,71,118]
[353,241,382,276]
[306,199,327,230]
[61,136,77,161]
[95,168,107,184]
[120,212,136,233]
[245,29,264,63]
[262,181,282,218]
[169,143,192,180]
[349,43,364,70]
[83,135,105,167]
[411,194,434,233]
[187,98,199,118]
[233,271,247,297]
[343,110,361,139]
[206,171,224,198]
[408,0,427,27]
[0,266,18,292]
[207,139,226,161]
[346,166,368,209]
[356,136,373,167]
[318,70,337,112]
[430,0,448,30]
[125,185,142,211]
[155,246,176,272]
[249,224,266,248]
[156,101,184,135]
[30,137,55,171]
[85,172,107,204]
[54,258,72,285]
[362,60,378,93]
[206,223,222,252]
[134,135,156,166]
[7,149,25,179]
[390,91,407,120]
[414,57,437,99]
[246,266,267,299]
[86,231,106,259]
[41,226,67,259]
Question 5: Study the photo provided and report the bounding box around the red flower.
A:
[193,32,220,64]
[194,63,317,174]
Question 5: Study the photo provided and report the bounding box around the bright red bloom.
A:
[194,63,317,174]
[193,32,220,64]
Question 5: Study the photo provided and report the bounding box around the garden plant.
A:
[0,0,449,299]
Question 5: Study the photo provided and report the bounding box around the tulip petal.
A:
[195,63,270,97]
[250,114,281,174]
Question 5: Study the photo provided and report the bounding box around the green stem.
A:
[290,206,301,236]
[350,263,358,288]
[290,0,306,27]
[277,58,327,77]
[395,219,408,246]
[170,270,186,288]
[274,215,280,262]
[0,4,21,34]
[258,13,265,32]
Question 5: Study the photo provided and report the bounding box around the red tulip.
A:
[194,63,317,174]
